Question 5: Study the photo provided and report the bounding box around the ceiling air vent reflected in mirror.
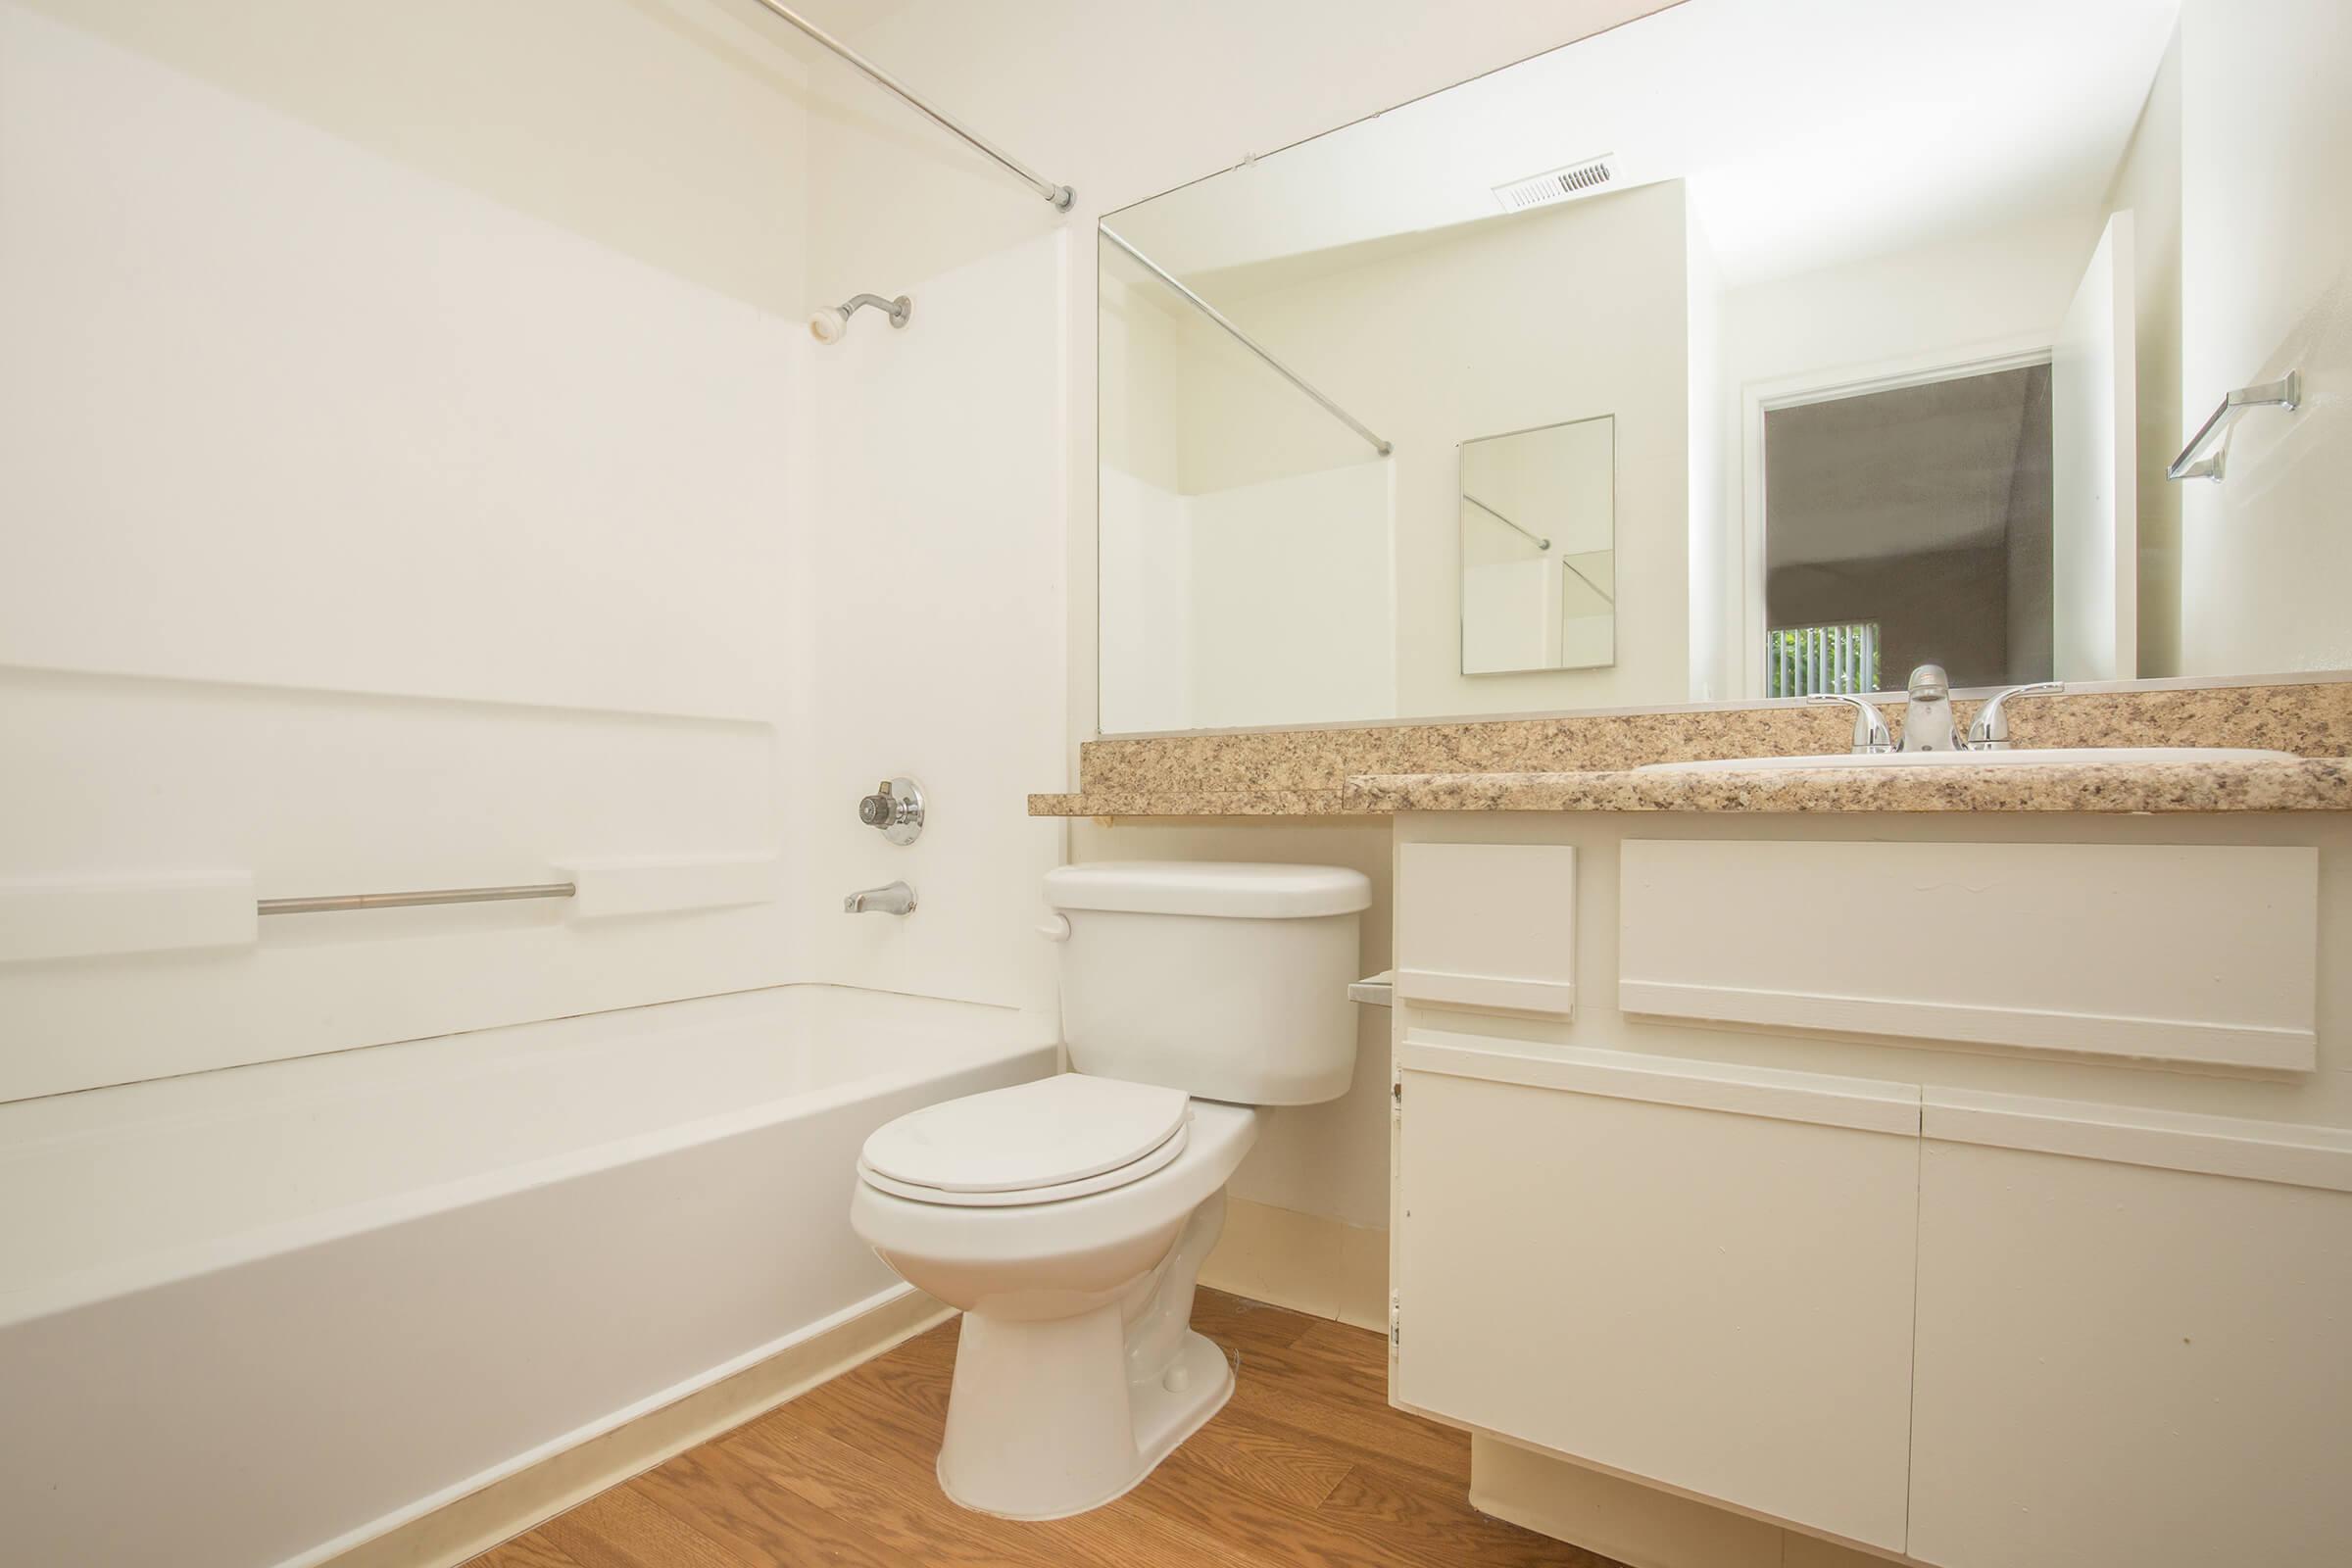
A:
[1491,154,1621,213]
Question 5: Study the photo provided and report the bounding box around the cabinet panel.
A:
[1395,1038,1919,1552]
[1909,1102,2352,1568]
[1395,843,1576,1017]
[1618,839,2318,1072]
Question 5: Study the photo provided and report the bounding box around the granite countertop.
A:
[1342,756,2352,814]
[1028,681,2352,817]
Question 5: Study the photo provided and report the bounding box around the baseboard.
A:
[1468,1435,1900,1568]
[1200,1196,1388,1332]
[318,1287,951,1568]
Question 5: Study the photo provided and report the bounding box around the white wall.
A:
[0,0,814,1097]
[2178,0,2352,674]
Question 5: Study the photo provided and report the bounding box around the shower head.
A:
[809,292,910,343]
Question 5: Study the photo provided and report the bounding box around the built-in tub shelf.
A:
[1616,839,2319,1073]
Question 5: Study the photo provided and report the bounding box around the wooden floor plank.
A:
[1163,1404,1358,1509]
[475,1289,1622,1568]
[536,1484,748,1568]
[471,1535,586,1568]
[728,1408,1085,1568]
[1321,1459,1626,1568]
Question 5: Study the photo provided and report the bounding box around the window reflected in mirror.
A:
[1762,367,2052,695]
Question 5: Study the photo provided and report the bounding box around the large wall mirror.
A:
[1095,0,2351,735]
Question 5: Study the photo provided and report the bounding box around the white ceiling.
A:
[1111,0,2181,289]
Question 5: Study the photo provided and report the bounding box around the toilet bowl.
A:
[851,1080,1259,1518]
[847,861,1370,1520]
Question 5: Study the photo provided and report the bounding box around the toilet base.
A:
[938,1327,1233,1521]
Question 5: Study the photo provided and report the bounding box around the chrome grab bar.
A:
[257,882,574,916]
[2167,370,2301,482]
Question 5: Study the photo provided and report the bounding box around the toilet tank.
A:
[1043,861,1372,1105]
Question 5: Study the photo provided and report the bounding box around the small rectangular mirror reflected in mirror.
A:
[1459,416,1615,675]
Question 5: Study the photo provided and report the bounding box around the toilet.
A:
[848,861,1372,1520]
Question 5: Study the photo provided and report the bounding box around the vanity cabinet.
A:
[1390,821,2352,1567]
[1392,1034,1921,1554]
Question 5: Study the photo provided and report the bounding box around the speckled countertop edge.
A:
[1340,758,2352,813]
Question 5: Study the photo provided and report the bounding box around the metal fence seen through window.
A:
[1764,621,1881,698]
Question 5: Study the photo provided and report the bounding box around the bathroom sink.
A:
[1638,746,2299,775]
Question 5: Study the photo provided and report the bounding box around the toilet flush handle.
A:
[1036,913,1071,942]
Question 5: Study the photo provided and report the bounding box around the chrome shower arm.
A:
[839,293,910,326]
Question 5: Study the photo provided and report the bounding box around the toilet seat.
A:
[858,1121,1189,1206]
[858,1074,1193,1208]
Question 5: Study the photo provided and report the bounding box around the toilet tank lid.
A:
[1044,861,1371,918]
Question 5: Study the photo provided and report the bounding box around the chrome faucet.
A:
[844,880,916,915]
[1807,665,2064,755]
[1900,663,1962,752]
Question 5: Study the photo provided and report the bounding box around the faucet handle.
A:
[1807,692,1894,755]
[856,776,925,844]
[1966,682,2065,750]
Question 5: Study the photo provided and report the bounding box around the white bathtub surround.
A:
[0,987,1055,1568]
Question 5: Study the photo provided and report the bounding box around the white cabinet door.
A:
[1393,1035,1921,1553]
[1908,1090,2352,1568]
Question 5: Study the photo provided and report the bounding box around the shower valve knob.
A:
[858,777,925,845]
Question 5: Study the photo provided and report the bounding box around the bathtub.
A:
[0,984,1056,1568]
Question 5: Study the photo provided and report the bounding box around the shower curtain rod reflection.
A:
[1462,494,1614,605]
[748,0,1073,211]
[1099,225,1394,458]
[1462,492,1550,552]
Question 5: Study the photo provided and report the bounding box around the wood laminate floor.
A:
[472,1288,1626,1567]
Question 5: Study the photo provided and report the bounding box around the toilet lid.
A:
[858,1074,1192,1195]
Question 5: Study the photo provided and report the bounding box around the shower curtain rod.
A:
[1098,225,1394,458]
[749,0,1074,211]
